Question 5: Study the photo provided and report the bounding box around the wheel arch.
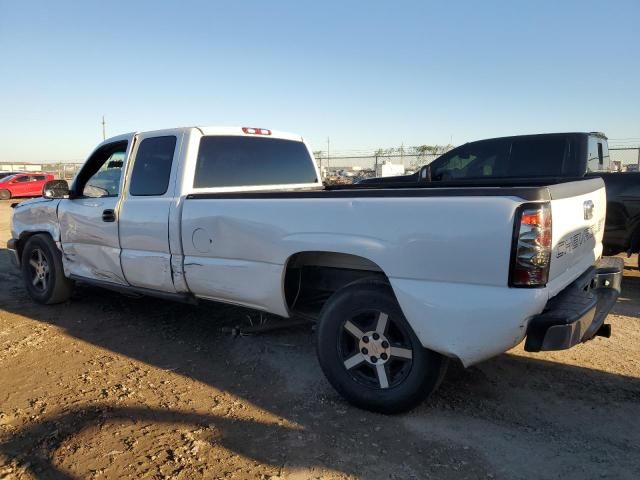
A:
[15,230,58,266]
[282,250,392,315]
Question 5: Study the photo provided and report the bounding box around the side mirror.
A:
[43,179,70,199]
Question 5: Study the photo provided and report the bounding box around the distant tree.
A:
[410,144,454,169]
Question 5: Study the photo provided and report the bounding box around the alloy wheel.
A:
[28,248,50,292]
[339,310,414,389]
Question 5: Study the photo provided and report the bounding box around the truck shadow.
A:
[0,249,639,478]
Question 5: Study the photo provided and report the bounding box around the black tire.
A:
[21,234,73,304]
[316,281,448,414]
[0,189,11,200]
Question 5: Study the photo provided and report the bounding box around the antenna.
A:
[101,115,106,141]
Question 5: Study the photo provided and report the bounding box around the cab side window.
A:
[507,137,567,177]
[431,140,506,180]
[129,136,177,196]
[587,136,610,172]
[83,152,126,197]
[72,141,128,198]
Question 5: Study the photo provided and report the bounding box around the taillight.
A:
[509,202,552,287]
[242,127,272,135]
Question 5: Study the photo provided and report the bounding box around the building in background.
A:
[0,163,43,172]
[376,161,405,178]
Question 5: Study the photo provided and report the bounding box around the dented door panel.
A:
[58,197,127,284]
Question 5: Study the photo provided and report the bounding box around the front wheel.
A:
[21,234,74,304]
[0,189,11,200]
[316,281,447,414]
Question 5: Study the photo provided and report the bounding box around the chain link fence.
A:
[609,148,640,171]
[314,153,444,184]
[0,163,83,180]
[2,147,639,184]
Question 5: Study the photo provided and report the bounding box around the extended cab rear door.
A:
[117,131,183,292]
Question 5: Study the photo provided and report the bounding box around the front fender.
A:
[11,198,62,253]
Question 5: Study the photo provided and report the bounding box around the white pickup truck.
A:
[8,126,623,413]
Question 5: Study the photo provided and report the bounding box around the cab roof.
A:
[100,126,304,148]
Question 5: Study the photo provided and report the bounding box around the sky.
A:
[1,0,639,163]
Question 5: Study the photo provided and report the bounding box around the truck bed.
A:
[186,176,599,202]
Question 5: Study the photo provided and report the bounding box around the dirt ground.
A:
[0,200,638,480]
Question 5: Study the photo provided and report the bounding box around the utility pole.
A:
[327,137,330,171]
[102,115,106,141]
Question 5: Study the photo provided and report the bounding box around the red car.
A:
[0,173,55,200]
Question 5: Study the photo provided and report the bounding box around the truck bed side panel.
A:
[180,194,539,363]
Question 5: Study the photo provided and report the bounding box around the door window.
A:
[129,136,177,196]
[83,152,125,197]
[13,176,30,183]
[431,140,507,180]
[72,141,128,198]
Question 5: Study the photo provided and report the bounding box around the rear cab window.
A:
[193,136,318,189]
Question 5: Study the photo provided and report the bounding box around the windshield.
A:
[0,175,16,183]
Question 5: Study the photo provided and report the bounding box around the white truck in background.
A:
[8,126,622,413]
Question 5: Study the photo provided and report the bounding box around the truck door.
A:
[118,133,181,292]
[59,139,131,284]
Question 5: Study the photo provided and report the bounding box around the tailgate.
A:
[546,178,606,298]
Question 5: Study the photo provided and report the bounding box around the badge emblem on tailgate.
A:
[584,200,594,220]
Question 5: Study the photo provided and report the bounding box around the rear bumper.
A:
[525,257,623,352]
[7,238,20,267]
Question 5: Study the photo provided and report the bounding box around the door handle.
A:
[102,209,116,222]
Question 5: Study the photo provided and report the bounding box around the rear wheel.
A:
[316,281,447,414]
[21,234,73,304]
[0,189,11,200]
